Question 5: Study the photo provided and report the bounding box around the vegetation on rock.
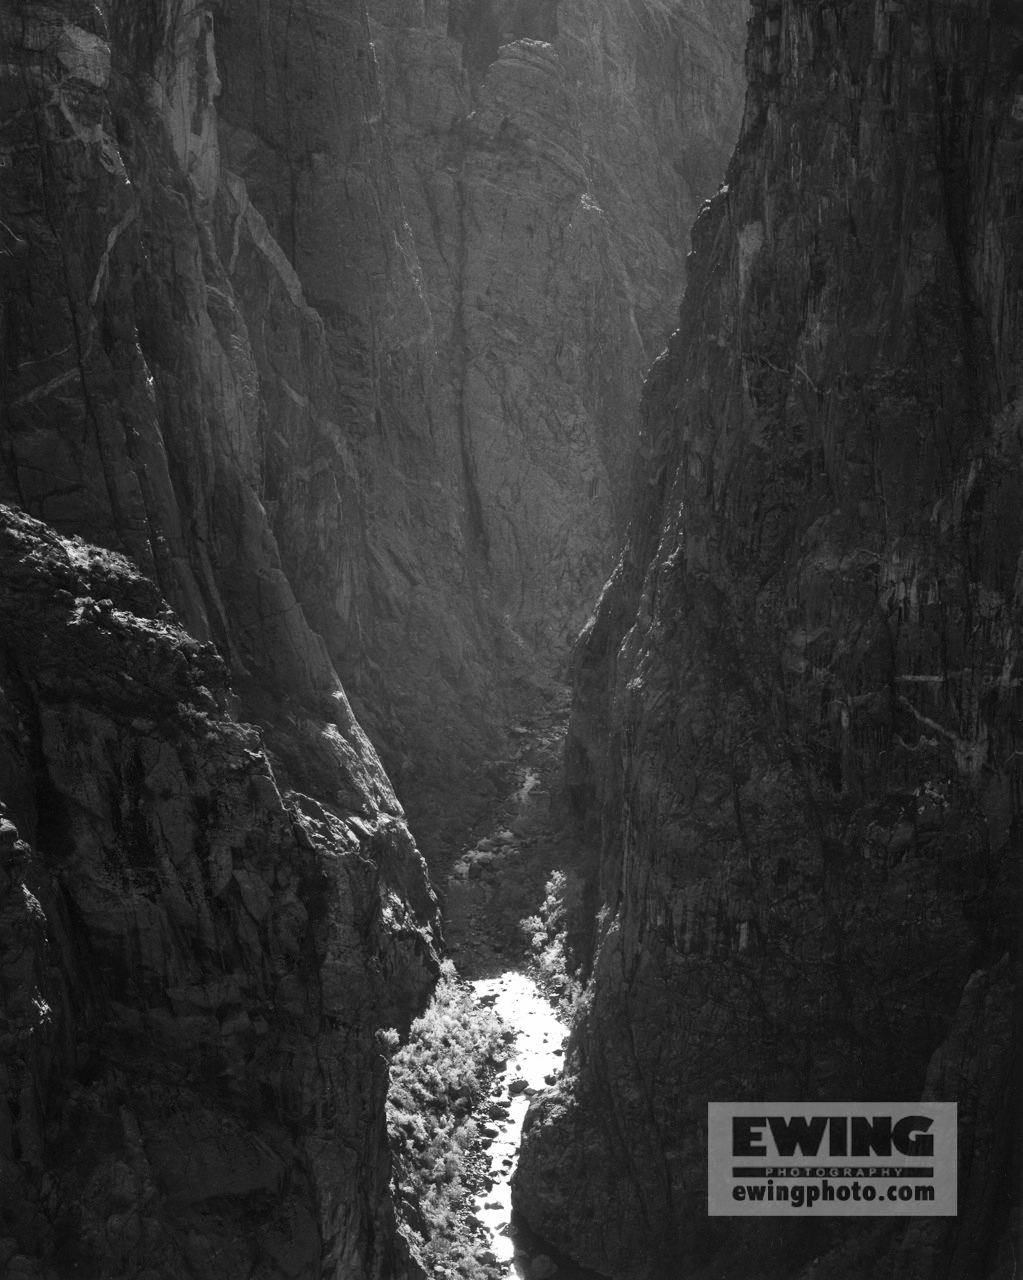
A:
[519,870,586,1017]
[387,962,511,1279]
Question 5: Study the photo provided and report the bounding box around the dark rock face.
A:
[0,5,439,1276]
[515,2,1021,1277]
[211,0,504,841]
[0,507,439,1279]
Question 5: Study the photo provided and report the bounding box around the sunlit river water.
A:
[445,705,608,1279]
[464,973,608,1280]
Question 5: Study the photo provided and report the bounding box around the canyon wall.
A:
[516,1,1021,1277]
[209,0,504,849]
[0,508,438,1280]
[207,0,746,854]
[0,3,444,1276]
[369,0,747,674]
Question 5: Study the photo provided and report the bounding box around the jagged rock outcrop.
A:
[515,1,1022,1276]
[0,507,439,1279]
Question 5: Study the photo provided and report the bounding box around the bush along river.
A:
[386,689,608,1280]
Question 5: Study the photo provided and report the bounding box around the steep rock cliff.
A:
[202,0,747,852]
[555,0,749,352]
[368,0,747,664]
[516,2,1022,1276]
[0,504,440,1279]
[0,5,439,1276]
[210,0,507,848]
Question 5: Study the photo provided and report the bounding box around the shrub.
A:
[519,870,584,1016]
[386,961,507,1279]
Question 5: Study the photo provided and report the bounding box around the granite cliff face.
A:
[516,1,1021,1276]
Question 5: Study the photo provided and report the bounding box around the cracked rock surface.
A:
[0,506,439,1279]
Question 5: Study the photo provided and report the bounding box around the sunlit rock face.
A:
[0,4,439,1275]
[515,2,1022,1276]
[369,0,747,663]
[204,0,745,851]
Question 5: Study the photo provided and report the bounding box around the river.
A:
[440,697,608,1278]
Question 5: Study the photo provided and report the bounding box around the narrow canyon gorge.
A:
[0,2,1018,1280]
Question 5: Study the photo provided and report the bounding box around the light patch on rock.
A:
[152,5,221,199]
[56,25,110,86]
[0,13,109,87]
[224,172,319,320]
[737,219,764,299]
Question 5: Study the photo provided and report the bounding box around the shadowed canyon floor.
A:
[443,688,574,977]
[389,686,611,1279]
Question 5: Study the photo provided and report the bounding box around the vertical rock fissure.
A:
[453,161,490,562]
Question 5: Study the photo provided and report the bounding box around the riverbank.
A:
[440,687,574,980]
[387,684,607,1279]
